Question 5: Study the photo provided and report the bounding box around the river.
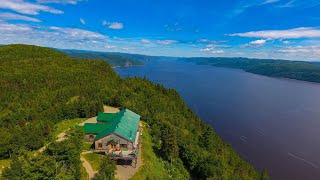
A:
[115,60,320,179]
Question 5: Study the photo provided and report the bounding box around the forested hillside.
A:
[0,44,264,179]
[62,50,143,67]
[182,57,320,83]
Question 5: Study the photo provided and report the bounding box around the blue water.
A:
[115,60,320,180]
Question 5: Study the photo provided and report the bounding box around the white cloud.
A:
[200,45,225,54]
[122,47,134,51]
[108,22,124,30]
[49,26,107,40]
[0,22,111,52]
[0,0,63,15]
[263,0,280,4]
[80,18,86,25]
[248,39,267,47]
[227,0,280,19]
[138,38,177,45]
[204,44,230,48]
[155,40,177,45]
[276,0,320,8]
[229,27,320,39]
[0,21,32,31]
[102,20,124,30]
[198,39,219,44]
[282,40,291,44]
[277,0,295,8]
[141,39,151,43]
[37,0,82,4]
[102,20,107,26]
[277,46,320,54]
[271,46,320,60]
[164,22,182,32]
[0,12,41,22]
[105,45,117,49]
[201,48,224,54]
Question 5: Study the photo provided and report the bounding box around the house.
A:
[84,109,141,154]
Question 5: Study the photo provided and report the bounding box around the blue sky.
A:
[0,0,320,60]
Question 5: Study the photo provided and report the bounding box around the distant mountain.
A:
[107,52,180,62]
[312,62,320,66]
[60,49,181,67]
[61,49,144,67]
[181,57,320,83]
[60,48,320,83]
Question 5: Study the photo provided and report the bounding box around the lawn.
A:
[130,127,170,180]
[0,159,11,175]
[82,153,104,171]
[80,164,89,180]
[52,118,86,138]
[82,142,94,151]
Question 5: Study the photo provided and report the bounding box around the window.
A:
[98,143,102,148]
[89,135,94,141]
[120,144,127,148]
[110,143,116,149]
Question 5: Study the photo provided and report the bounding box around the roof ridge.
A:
[93,108,140,142]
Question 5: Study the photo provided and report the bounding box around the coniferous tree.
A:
[95,155,116,180]
[161,124,179,163]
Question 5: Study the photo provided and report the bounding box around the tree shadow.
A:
[152,146,163,159]
[116,159,136,168]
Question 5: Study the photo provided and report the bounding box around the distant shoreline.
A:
[200,64,320,86]
[183,58,320,84]
[112,64,144,68]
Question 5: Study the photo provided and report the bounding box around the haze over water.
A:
[115,60,320,180]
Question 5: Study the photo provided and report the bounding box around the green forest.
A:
[0,44,266,179]
[182,57,320,83]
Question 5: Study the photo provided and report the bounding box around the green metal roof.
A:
[96,112,118,122]
[83,123,111,134]
[84,109,140,142]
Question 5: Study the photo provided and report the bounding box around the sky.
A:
[0,0,320,61]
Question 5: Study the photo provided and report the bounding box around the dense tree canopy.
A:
[2,127,83,180]
[95,155,116,180]
[0,44,264,179]
[161,124,179,163]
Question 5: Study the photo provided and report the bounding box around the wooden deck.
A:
[93,150,136,159]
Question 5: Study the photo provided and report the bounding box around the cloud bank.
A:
[0,12,41,22]
[37,0,82,4]
[229,27,320,39]
[0,0,63,15]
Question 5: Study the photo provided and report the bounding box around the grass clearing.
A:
[80,164,89,180]
[0,159,11,175]
[52,118,86,138]
[82,142,93,151]
[130,128,169,180]
[82,153,104,171]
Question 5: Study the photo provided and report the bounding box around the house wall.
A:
[94,133,134,150]
[134,127,141,148]
[84,134,96,142]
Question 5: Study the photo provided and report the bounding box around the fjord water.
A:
[115,60,320,179]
